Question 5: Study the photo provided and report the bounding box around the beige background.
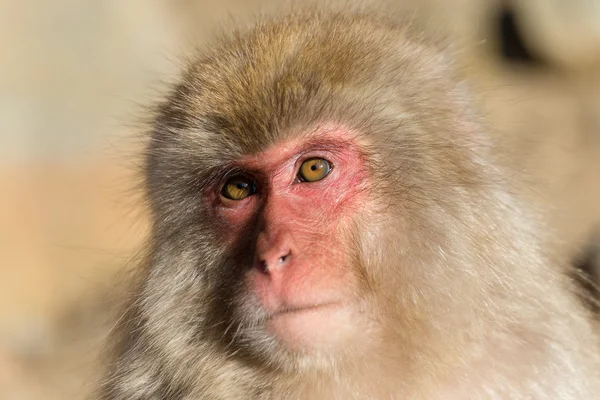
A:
[1,1,598,399]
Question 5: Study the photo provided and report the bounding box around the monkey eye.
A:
[298,158,332,182]
[221,176,257,200]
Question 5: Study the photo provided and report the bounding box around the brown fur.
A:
[96,6,600,400]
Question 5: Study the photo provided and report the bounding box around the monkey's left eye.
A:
[298,158,332,182]
[221,176,257,200]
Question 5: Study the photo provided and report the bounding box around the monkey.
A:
[96,6,600,400]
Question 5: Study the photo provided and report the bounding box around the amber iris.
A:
[298,158,332,182]
[222,176,257,200]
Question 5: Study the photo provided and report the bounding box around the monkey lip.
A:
[268,302,340,318]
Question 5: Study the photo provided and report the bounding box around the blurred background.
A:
[1,0,599,399]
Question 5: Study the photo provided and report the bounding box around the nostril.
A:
[258,259,269,273]
[278,250,291,265]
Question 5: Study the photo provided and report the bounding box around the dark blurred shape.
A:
[573,239,600,313]
[496,3,544,66]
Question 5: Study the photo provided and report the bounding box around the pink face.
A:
[207,127,372,349]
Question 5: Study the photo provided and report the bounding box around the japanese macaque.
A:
[97,6,600,400]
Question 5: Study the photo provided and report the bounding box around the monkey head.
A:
[140,11,544,379]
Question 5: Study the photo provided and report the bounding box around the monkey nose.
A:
[257,249,292,273]
[255,230,296,274]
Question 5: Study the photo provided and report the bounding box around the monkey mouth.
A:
[268,302,340,319]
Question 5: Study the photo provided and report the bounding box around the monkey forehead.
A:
[154,11,458,159]
[234,125,370,168]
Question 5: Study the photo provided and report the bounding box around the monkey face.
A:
[199,127,379,360]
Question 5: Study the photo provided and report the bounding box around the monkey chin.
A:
[265,302,359,353]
